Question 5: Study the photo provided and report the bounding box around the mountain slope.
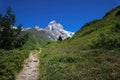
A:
[73,5,120,50]
[39,6,120,80]
[22,29,51,50]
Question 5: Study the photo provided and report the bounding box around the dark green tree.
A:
[58,36,63,41]
[0,7,28,50]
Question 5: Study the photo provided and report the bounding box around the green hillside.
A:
[39,6,120,80]
[22,29,51,50]
[0,28,51,80]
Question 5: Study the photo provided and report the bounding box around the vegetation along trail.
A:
[16,49,41,80]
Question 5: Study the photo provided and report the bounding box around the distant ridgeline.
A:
[22,28,51,50]
[21,20,74,49]
[23,20,74,41]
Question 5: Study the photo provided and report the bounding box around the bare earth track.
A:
[16,49,41,80]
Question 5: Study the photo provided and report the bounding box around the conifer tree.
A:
[0,7,28,50]
[58,36,63,41]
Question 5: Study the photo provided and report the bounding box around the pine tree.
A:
[0,7,28,50]
[58,36,63,41]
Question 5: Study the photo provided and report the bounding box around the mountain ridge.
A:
[34,20,74,41]
[22,20,74,41]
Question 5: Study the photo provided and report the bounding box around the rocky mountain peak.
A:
[45,20,63,31]
[33,20,74,41]
[43,20,74,40]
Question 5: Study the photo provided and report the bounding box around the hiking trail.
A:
[16,49,41,80]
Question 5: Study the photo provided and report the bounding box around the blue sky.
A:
[0,0,120,32]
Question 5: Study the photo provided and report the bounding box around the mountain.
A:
[39,6,120,80]
[35,20,74,41]
[22,29,51,50]
[20,20,74,49]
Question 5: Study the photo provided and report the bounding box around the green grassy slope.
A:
[39,6,120,80]
[22,29,51,50]
[0,28,51,80]
[0,49,30,80]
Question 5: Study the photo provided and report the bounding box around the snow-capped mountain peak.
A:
[17,20,74,41]
[34,26,43,31]
[37,20,74,41]
[45,20,63,31]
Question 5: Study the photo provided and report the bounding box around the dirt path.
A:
[16,49,41,80]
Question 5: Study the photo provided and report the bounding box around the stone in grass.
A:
[32,59,38,62]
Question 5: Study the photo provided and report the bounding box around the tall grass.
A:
[0,49,30,80]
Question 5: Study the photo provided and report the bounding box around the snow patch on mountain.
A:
[35,26,44,31]
[22,27,31,31]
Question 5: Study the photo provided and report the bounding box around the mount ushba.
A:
[33,20,74,41]
[21,20,74,49]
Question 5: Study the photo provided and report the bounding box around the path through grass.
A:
[16,49,41,80]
